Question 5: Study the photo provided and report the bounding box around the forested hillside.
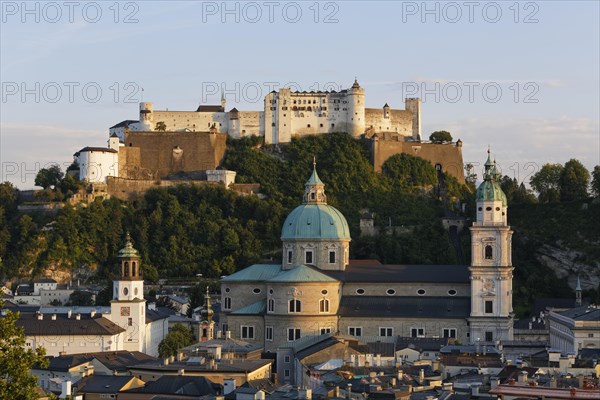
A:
[1,133,597,316]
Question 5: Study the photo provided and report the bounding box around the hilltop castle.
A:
[110,80,421,145]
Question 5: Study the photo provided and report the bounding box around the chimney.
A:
[518,371,528,384]
[177,352,185,361]
[67,310,72,318]
[36,311,43,320]
[224,379,236,395]
[178,368,185,376]
[397,371,403,381]
[60,380,72,399]
[471,385,480,397]
[346,383,352,400]
[51,314,57,320]
[549,377,557,388]
[226,330,231,339]
[75,313,81,320]
[391,378,397,387]
[169,355,175,364]
[419,368,425,384]
[334,386,340,398]
[163,358,169,366]
[90,310,96,318]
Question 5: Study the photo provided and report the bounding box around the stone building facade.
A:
[219,153,515,360]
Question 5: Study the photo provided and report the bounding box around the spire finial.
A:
[313,156,316,169]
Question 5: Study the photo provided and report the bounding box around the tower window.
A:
[329,251,336,263]
[131,262,137,276]
[319,298,330,313]
[223,297,231,310]
[289,299,301,313]
[124,262,130,277]
[305,250,313,264]
[287,250,293,264]
[485,331,493,342]
[485,300,493,314]
[268,298,274,312]
[485,245,493,260]
[266,326,273,341]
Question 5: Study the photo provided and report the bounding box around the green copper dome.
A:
[281,204,350,240]
[281,163,350,240]
[476,150,508,206]
[118,232,140,258]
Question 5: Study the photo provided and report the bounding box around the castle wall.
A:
[123,131,227,178]
[365,108,413,136]
[371,139,465,183]
[150,111,229,133]
[236,111,264,138]
[106,177,219,201]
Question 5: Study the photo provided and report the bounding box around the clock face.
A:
[120,306,130,316]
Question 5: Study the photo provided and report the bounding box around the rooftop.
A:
[325,263,470,283]
[16,312,125,336]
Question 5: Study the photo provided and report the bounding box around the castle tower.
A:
[383,103,390,119]
[199,287,215,341]
[221,89,226,111]
[469,150,514,343]
[280,160,351,271]
[108,133,120,151]
[347,79,365,137]
[576,276,582,306]
[111,233,146,352]
[405,98,421,140]
[139,102,154,131]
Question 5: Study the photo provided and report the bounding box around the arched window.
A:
[485,245,493,260]
[131,262,137,276]
[268,298,275,312]
[223,297,231,310]
[319,298,330,313]
[124,261,130,277]
[289,299,301,313]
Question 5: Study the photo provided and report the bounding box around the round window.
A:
[225,287,230,293]
[448,289,457,296]
[123,287,129,296]
[356,288,365,295]
[417,289,426,296]
[486,206,492,211]
[496,207,500,211]
[478,207,482,211]
[386,289,396,295]
[253,288,261,294]
[269,289,274,295]
[321,289,328,295]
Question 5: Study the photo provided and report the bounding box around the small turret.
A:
[221,89,226,111]
[383,103,390,119]
[200,286,215,341]
[303,158,327,204]
[201,287,214,322]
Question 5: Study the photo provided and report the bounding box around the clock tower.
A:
[469,150,514,343]
[111,233,146,352]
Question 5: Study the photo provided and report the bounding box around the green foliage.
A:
[158,323,194,358]
[530,163,563,203]
[68,290,94,306]
[429,131,453,143]
[560,159,590,201]
[382,153,437,189]
[500,176,536,205]
[95,285,113,306]
[34,164,64,189]
[0,300,49,400]
[592,166,600,198]
[155,121,166,131]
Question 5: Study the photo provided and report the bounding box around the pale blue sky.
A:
[1,1,599,188]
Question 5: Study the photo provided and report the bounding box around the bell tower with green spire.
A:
[111,233,146,352]
[469,149,514,344]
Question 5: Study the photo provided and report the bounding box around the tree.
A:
[464,163,477,188]
[158,323,194,358]
[429,131,452,143]
[34,164,64,189]
[530,163,563,203]
[68,290,94,306]
[0,301,48,399]
[155,121,167,131]
[560,159,590,201]
[591,165,600,198]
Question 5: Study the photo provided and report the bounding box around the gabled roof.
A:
[78,375,139,393]
[196,105,225,112]
[267,264,338,283]
[16,313,125,336]
[325,263,470,284]
[221,264,282,282]
[557,306,600,321]
[230,299,266,315]
[122,375,218,396]
[146,307,171,323]
[109,120,138,129]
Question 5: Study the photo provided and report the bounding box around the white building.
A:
[112,80,421,144]
[548,306,600,355]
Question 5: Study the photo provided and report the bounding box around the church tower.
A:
[111,233,146,351]
[199,287,215,341]
[469,150,514,343]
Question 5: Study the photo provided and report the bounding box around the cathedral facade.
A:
[220,152,514,352]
